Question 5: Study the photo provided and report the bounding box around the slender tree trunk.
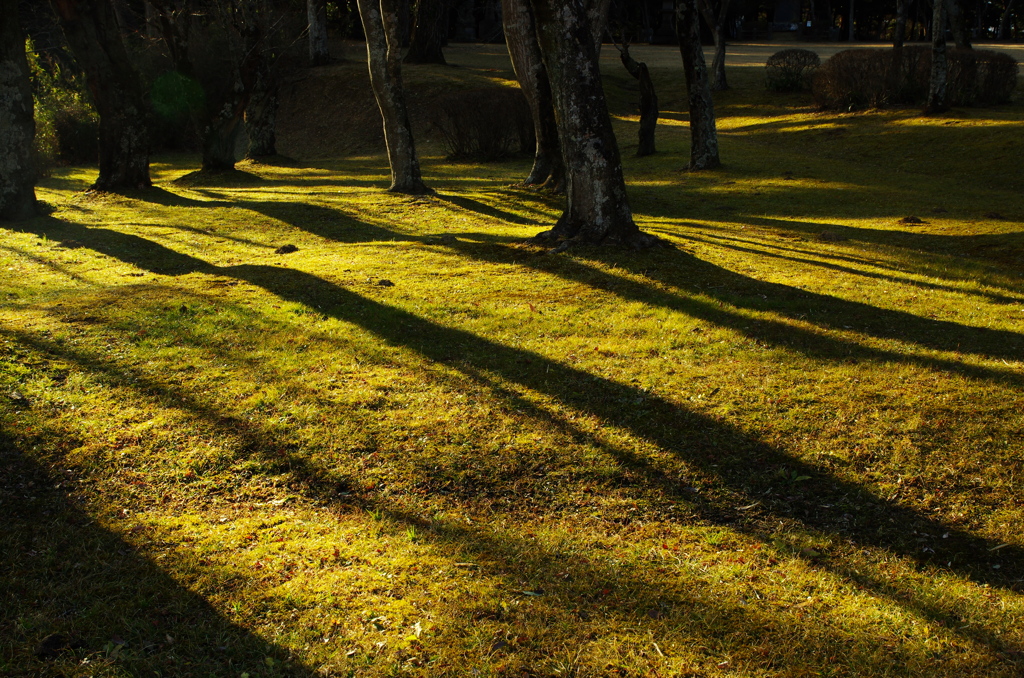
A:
[709,26,728,90]
[405,0,449,64]
[588,0,611,52]
[926,0,949,113]
[676,0,720,170]
[527,0,659,249]
[0,0,36,220]
[697,0,732,91]
[998,0,1016,39]
[245,59,278,157]
[51,0,151,191]
[358,0,431,194]
[894,0,908,48]
[944,0,970,48]
[308,0,330,65]
[617,44,658,156]
[848,0,855,40]
[889,0,908,99]
[502,0,562,188]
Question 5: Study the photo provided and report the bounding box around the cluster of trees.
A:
[0,0,725,248]
[0,0,981,242]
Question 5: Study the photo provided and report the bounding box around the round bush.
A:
[812,47,1018,111]
[765,49,821,92]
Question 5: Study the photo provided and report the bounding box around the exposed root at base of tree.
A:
[530,229,672,252]
[387,182,435,196]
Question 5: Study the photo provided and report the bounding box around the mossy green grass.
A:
[1,48,1022,677]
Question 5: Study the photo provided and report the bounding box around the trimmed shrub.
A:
[812,46,1018,111]
[765,49,820,92]
[429,88,534,161]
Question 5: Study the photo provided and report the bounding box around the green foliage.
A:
[25,39,98,172]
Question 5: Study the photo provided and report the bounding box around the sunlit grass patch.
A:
[2,49,1023,678]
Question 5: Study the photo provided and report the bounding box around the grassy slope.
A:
[1,47,1023,677]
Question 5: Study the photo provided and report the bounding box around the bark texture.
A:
[358,0,431,194]
[501,0,561,188]
[0,0,36,220]
[617,44,657,157]
[308,0,329,65]
[675,0,720,170]
[50,0,152,191]
[527,0,658,249]
[404,0,448,64]
[926,0,949,114]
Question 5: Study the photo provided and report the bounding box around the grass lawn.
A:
[1,45,1023,677]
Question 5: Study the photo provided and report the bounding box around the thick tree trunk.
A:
[358,0,431,194]
[0,0,36,220]
[944,0,971,48]
[50,0,151,191]
[308,0,330,66]
[502,0,562,188]
[926,0,949,114]
[405,0,448,64]
[527,0,659,249]
[676,0,720,170]
[245,60,277,157]
[617,44,658,157]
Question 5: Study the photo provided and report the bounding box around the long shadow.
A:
[9,215,1021,593]
[677,231,1024,306]
[722,214,1024,277]
[441,237,1024,380]
[8,334,983,675]
[0,429,313,677]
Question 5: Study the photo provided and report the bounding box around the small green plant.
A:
[777,469,811,485]
[25,39,98,172]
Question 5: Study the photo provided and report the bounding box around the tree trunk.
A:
[308,0,330,65]
[50,0,152,191]
[618,44,658,157]
[998,0,1016,40]
[889,0,907,99]
[848,0,855,40]
[358,0,431,194]
[697,0,731,91]
[944,0,971,48]
[527,0,659,249]
[894,0,907,48]
[405,0,448,64]
[676,0,720,170]
[502,0,562,188]
[926,0,949,114]
[245,58,277,157]
[588,0,611,52]
[0,0,36,220]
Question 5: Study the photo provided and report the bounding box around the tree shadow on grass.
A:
[675,228,1024,306]
[0,429,312,677]
[8,215,1021,589]
[4,265,1021,670]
